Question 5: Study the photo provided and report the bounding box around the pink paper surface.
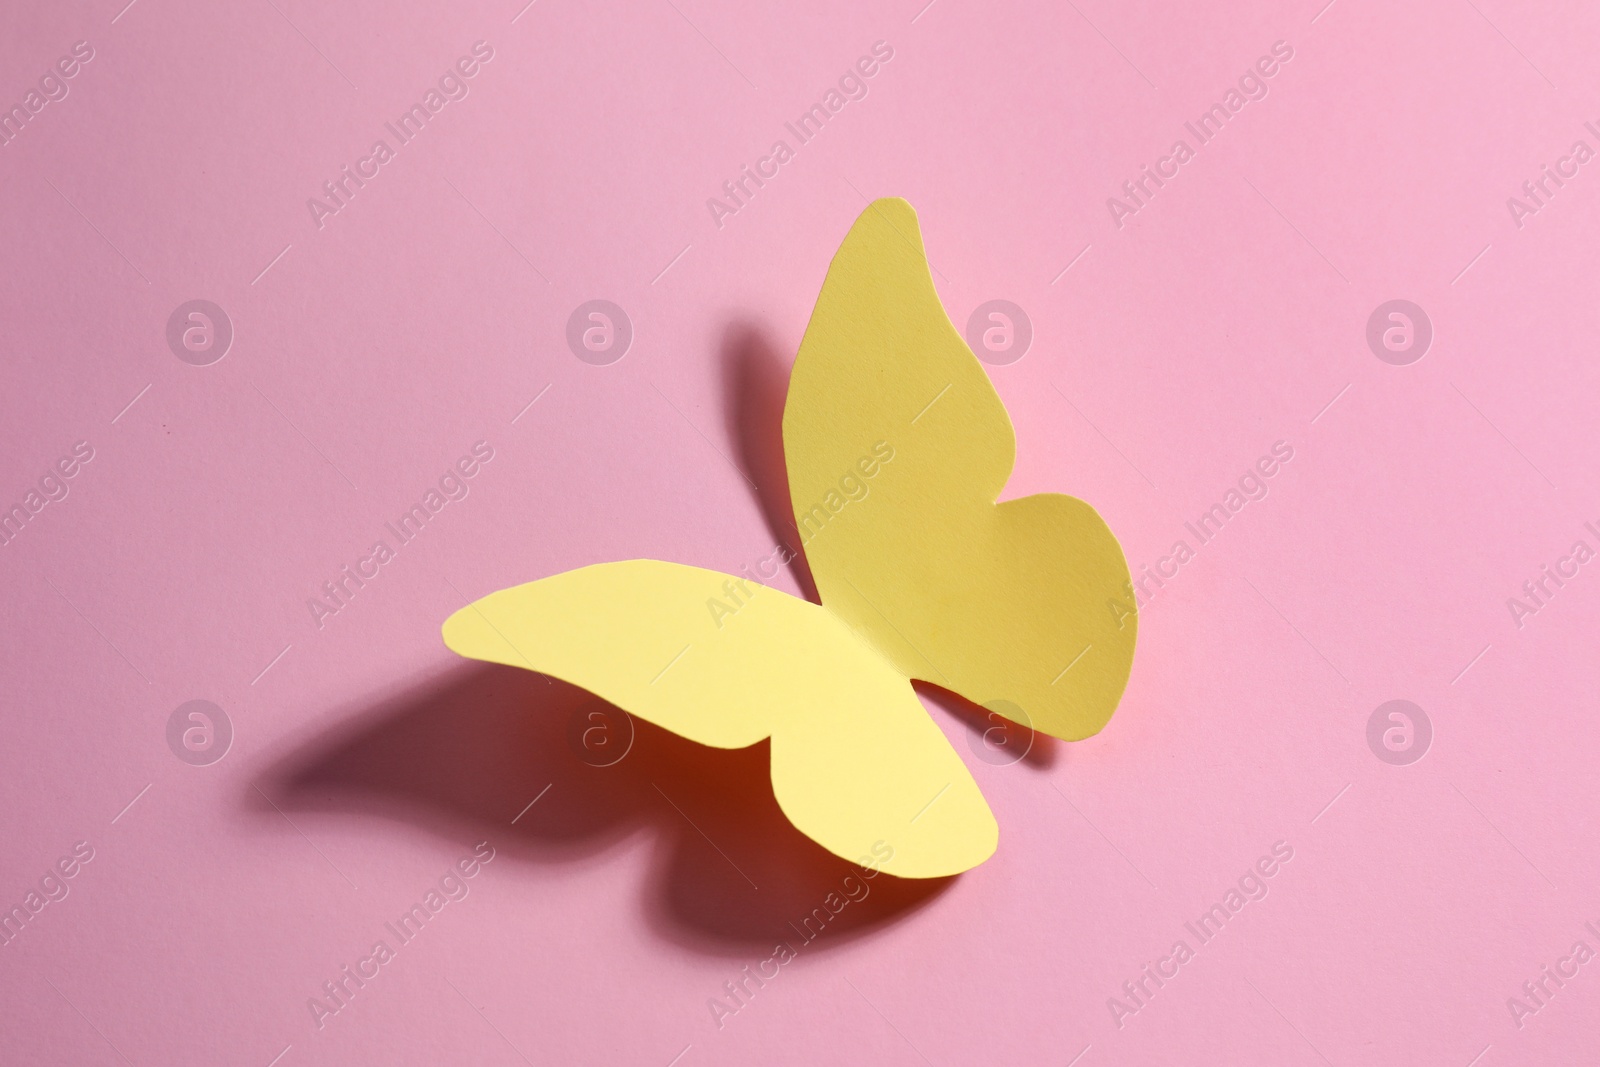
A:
[4,0,1598,1063]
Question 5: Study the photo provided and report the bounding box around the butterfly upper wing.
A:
[783,199,1137,741]
[443,560,996,877]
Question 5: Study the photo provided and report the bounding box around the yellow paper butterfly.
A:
[443,199,1136,877]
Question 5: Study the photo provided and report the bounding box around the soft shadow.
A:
[254,318,1068,955]
[719,321,819,604]
[254,663,949,958]
[916,681,1061,770]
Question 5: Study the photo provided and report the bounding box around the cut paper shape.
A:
[444,199,1136,877]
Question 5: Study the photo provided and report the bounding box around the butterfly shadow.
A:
[719,320,819,604]
[253,662,953,959]
[255,319,1059,959]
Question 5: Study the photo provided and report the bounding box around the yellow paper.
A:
[784,198,1136,741]
[443,198,1135,877]
[444,561,997,876]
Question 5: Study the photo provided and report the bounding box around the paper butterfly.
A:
[443,199,1136,877]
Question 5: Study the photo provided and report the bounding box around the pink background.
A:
[4,0,1599,1062]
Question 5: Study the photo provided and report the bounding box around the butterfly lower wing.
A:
[783,199,1136,741]
[442,560,995,876]
[770,657,998,879]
